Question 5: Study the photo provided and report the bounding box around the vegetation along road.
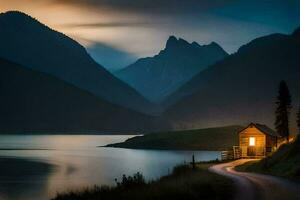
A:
[209,159,300,200]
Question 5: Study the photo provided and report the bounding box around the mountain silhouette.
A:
[0,58,164,133]
[115,36,228,102]
[0,11,154,113]
[165,27,300,131]
[86,42,138,72]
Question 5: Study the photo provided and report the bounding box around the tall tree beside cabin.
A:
[275,80,292,142]
[297,108,300,134]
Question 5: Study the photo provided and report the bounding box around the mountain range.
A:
[0,11,153,113]
[164,27,300,131]
[115,36,228,102]
[0,57,164,133]
[1,10,300,134]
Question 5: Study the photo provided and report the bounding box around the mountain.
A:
[165,27,300,131]
[115,36,228,102]
[0,11,153,113]
[86,42,137,72]
[0,58,165,133]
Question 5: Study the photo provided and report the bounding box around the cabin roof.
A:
[240,123,280,137]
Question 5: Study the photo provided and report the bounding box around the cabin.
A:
[239,123,280,158]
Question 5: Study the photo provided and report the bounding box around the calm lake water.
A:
[0,135,220,200]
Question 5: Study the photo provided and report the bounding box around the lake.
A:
[0,135,221,200]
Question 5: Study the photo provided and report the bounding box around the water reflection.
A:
[0,135,220,200]
[0,157,54,200]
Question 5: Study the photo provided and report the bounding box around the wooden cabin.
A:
[239,123,280,158]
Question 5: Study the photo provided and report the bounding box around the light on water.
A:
[0,135,220,200]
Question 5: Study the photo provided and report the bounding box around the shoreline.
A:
[103,145,224,151]
[105,126,242,151]
[52,161,234,200]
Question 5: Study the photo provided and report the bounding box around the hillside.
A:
[0,11,154,113]
[0,58,165,133]
[107,126,242,150]
[237,136,300,182]
[165,27,300,130]
[53,163,234,200]
[115,36,228,102]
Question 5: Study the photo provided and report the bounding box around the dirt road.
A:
[209,159,300,200]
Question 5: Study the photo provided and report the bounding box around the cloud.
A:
[4,0,300,57]
[53,0,236,16]
[60,21,157,29]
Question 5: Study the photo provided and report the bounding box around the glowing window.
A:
[249,137,256,146]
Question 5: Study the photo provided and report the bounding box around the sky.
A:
[1,0,300,71]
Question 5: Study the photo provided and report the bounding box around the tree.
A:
[275,80,292,142]
[297,108,300,134]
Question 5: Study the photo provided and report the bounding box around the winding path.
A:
[209,159,300,200]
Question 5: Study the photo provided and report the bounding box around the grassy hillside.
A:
[107,126,242,150]
[52,163,234,200]
[236,136,300,182]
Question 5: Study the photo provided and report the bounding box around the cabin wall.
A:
[239,126,266,157]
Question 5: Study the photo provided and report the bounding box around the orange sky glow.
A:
[0,0,169,57]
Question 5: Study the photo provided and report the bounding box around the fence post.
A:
[192,154,195,169]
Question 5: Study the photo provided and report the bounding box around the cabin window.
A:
[249,137,256,146]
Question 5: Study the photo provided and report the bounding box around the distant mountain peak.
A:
[205,42,226,52]
[208,41,219,47]
[165,36,193,49]
[0,11,53,36]
[1,10,27,16]
[166,35,179,48]
[191,41,201,47]
[178,38,190,45]
[116,36,228,102]
[165,35,225,53]
[0,10,36,22]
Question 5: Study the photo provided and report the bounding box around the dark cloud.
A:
[53,0,236,15]
[60,21,157,29]
[48,0,300,57]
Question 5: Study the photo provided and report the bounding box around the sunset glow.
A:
[2,0,300,64]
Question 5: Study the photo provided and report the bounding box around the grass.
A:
[236,136,300,182]
[52,162,234,200]
[106,125,243,150]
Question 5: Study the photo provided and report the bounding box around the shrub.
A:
[115,172,146,189]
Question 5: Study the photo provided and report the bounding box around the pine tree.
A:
[275,80,292,142]
[297,108,300,134]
